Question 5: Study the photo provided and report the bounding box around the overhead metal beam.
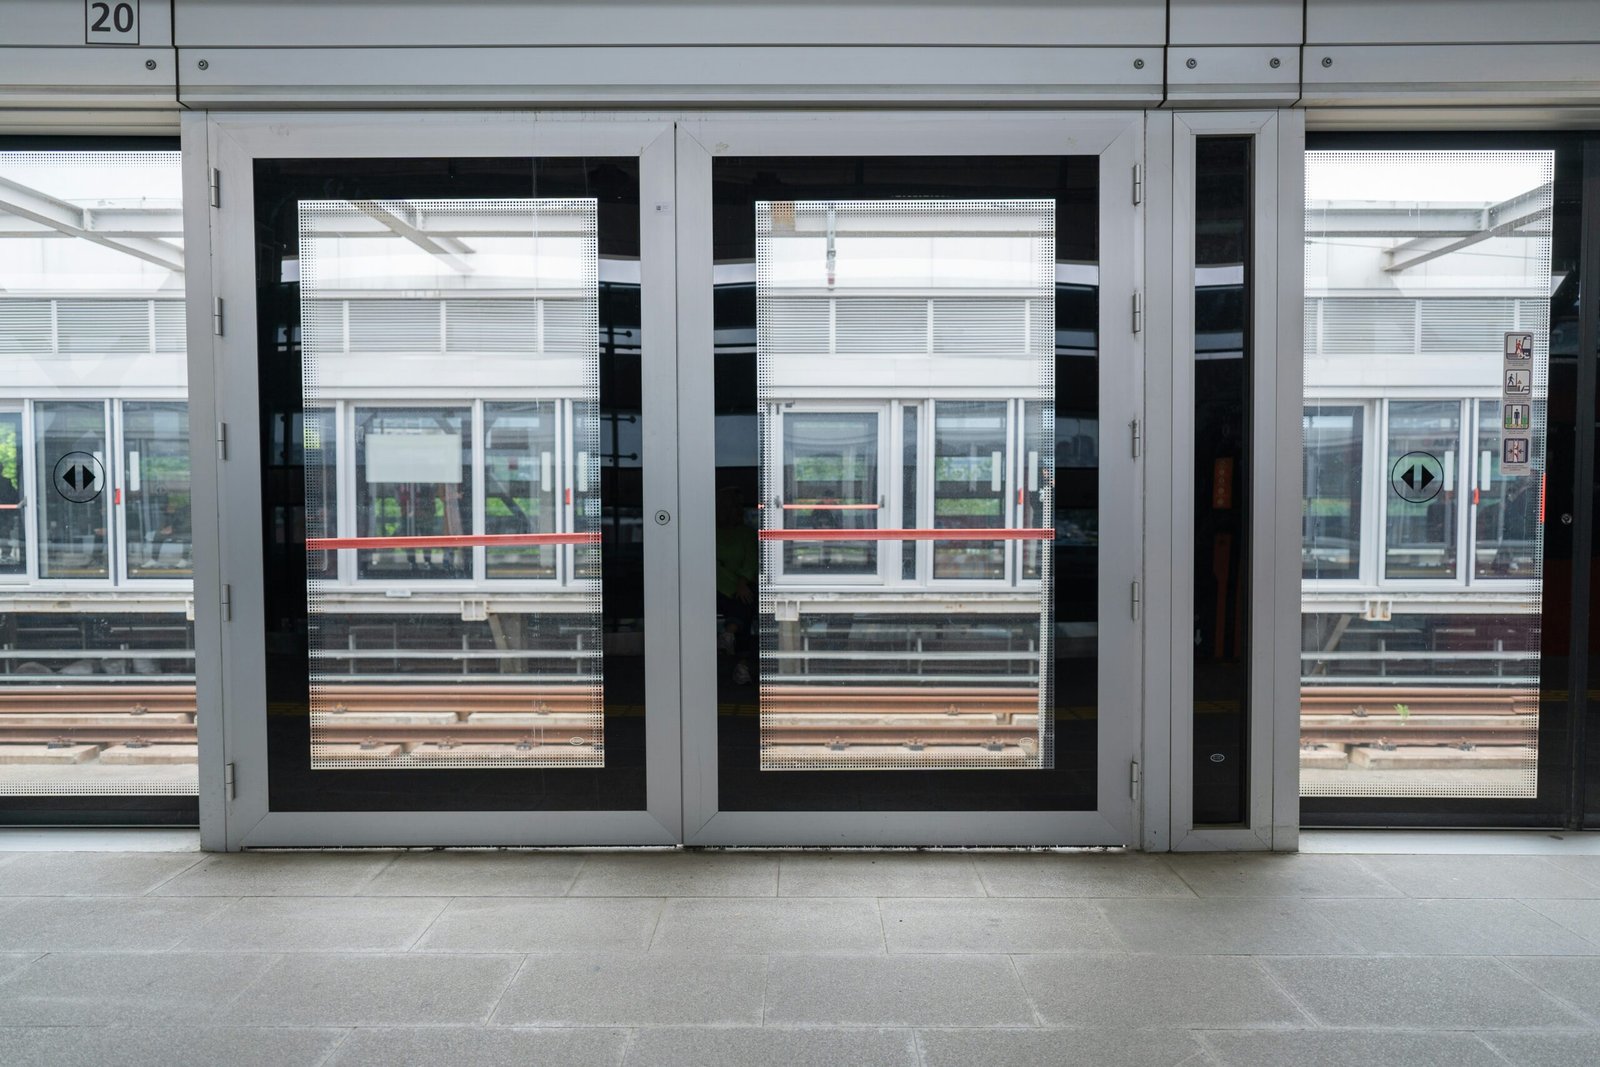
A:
[0,175,184,273]
[1383,200,1551,274]
[350,200,475,274]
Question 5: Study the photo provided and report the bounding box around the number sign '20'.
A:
[85,1,139,44]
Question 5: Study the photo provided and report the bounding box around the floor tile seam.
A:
[397,895,454,952]
[134,852,209,896]
[615,1026,639,1067]
[643,896,670,951]
[1345,854,1413,896]
[1539,855,1600,892]
[1514,897,1600,950]
[1245,955,1326,1030]
[1490,955,1600,1026]
[910,1027,929,1067]
[479,952,532,1027]
[1005,952,1047,1027]
[308,1026,356,1067]
[560,852,592,897]
[1468,1031,1526,1067]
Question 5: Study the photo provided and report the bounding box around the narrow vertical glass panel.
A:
[1303,404,1363,581]
[756,199,1055,772]
[35,402,110,580]
[0,412,22,576]
[122,402,191,579]
[779,410,879,577]
[1303,150,1551,799]
[1021,400,1047,581]
[484,401,559,580]
[1193,137,1252,824]
[1384,400,1462,580]
[932,400,1008,581]
[0,150,194,801]
[298,199,603,771]
[302,409,338,581]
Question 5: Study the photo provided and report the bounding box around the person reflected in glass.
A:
[716,488,759,687]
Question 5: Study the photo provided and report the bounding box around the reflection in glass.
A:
[1302,150,1551,799]
[756,199,1055,771]
[1384,401,1461,580]
[1303,405,1363,581]
[123,403,191,579]
[298,198,603,770]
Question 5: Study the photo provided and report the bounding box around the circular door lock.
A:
[654,509,672,526]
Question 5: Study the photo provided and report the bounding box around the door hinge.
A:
[1130,418,1142,459]
[216,421,228,461]
[1132,162,1144,205]
[1130,579,1142,621]
[209,167,221,209]
[220,583,233,622]
[1130,759,1141,801]
[1131,291,1143,334]
[224,761,236,799]
[212,296,224,336]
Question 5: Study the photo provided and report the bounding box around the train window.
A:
[122,403,191,580]
[1302,404,1364,581]
[0,149,194,802]
[298,197,605,771]
[778,408,882,579]
[931,400,1009,581]
[0,412,23,577]
[900,404,919,581]
[1383,400,1463,581]
[1302,150,1552,799]
[34,401,111,580]
[353,406,474,582]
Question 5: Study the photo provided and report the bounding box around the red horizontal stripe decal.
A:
[306,533,600,550]
[780,503,881,511]
[760,528,1053,542]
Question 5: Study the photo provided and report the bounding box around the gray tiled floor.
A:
[4,846,1600,1065]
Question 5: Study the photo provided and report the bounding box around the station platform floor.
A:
[2,832,1600,1065]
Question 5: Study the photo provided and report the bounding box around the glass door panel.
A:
[122,402,192,580]
[931,400,1009,581]
[0,412,22,577]
[1302,149,1552,802]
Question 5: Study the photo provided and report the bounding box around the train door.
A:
[205,116,680,846]
[677,114,1144,845]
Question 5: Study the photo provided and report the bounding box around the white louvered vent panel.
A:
[56,299,150,354]
[932,298,1028,356]
[153,301,186,353]
[541,298,595,354]
[1419,298,1514,354]
[1304,299,1317,356]
[445,299,538,354]
[300,299,346,354]
[1516,298,1549,332]
[347,299,440,353]
[0,301,52,354]
[758,297,830,355]
[1320,298,1416,356]
[834,297,928,355]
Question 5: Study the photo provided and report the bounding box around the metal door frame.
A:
[674,111,1146,846]
[192,112,682,849]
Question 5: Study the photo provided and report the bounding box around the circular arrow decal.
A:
[1390,450,1444,504]
[52,452,105,504]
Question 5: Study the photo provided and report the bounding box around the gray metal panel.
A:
[1302,44,1600,108]
[4,0,175,46]
[1169,0,1304,45]
[171,0,1168,47]
[181,110,226,850]
[1306,0,1600,43]
[174,46,1163,108]
[0,46,177,110]
[205,112,681,850]
[1165,46,1302,107]
[673,111,1144,849]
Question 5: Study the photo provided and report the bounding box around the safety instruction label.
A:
[1500,332,1533,476]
